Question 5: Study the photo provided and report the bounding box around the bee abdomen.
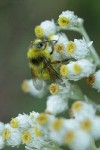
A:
[31,57,42,65]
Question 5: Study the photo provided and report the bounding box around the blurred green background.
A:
[0,0,100,149]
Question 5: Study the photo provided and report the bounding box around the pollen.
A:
[80,119,92,132]
[58,17,71,27]
[66,41,76,54]
[36,113,48,125]
[60,65,69,77]
[64,131,75,145]
[73,64,82,74]
[71,101,83,112]
[54,44,64,52]
[22,131,31,144]
[34,126,42,137]
[51,119,64,131]
[86,74,95,85]
[34,25,44,38]
[21,80,29,93]
[10,118,19,128]
[49,83,59,94]
[2,129,10,139]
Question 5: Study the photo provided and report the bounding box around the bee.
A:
[27,38,68,90]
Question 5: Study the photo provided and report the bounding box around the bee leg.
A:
[51,58,76,64]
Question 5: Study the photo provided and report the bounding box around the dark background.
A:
[0,0,100,149]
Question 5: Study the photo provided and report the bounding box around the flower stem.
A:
[78,24,100,67]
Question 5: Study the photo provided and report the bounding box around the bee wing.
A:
[32,78,44,90]
[42,56,62,81]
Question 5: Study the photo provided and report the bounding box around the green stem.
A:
[78,24,100,67]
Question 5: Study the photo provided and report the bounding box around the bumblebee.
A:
[27,38,67,89]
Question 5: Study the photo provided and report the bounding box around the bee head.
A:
[34,39,44,49]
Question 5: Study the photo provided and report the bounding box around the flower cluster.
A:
[0,10,100,150]
[0,101,100,150]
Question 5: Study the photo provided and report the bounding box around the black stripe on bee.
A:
[30,57,43,65]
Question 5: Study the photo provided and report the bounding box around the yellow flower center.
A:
[58,17,71,27]
[80,119,92,132]
[21,80,29,93]
[86,74,95,85]
[22,131,31,144]
[71,101,83,112]
[34,25,44,38]
[51,119,64,131]
[2,129,10,139]
[36,113,48,125]
[54,44,64,52]
[10,118,19,128]
[34,126,42,137]
[49,83,59,94]
[73,64,81,74]
[64,131,75,145]
[60,65,69,77]
[66,41,76,54]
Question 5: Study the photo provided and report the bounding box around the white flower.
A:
[6,128,22,147]
[91,116,100,140]
[60,59,95,81]
[69,130,91,150]
[46,95,68,115]
[50,118,66,145]
[10,114,30,130]
[21,79,48,99]
[50,33,69,61]
[71,101,96,119]
[35,20,57,38]
[92,70,100,92]
[58,10,78,28]
[0,136,5,149]
[49,80,71,96]
[65,39,92,59]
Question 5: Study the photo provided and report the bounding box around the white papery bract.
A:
[35,20,57,38]
[91,70,100,92]
[71,101,96,119]
[46,95,68,115]
[6,128,22,147]
[61,59,94,81]
[65,39,92,59]
[69,130,91,150]
[58,11,78,28]
[49,33,69,61]
[10,114,30,130]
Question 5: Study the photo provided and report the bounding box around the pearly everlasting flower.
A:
[10,114,30,130]
[34,20,57,38]
[87,70,100,92]
[46,95,68,115]
[71,101,96,119]
[91,116,100,140]
[50,33,68,52]
[60,59,95,81]
[50,118,66,145]
[6,128,22,147]
[58,11,78,28]
[68,130,91,150]
[49,80,71,95]
[65,39,92,59]
[21,79,48,99]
